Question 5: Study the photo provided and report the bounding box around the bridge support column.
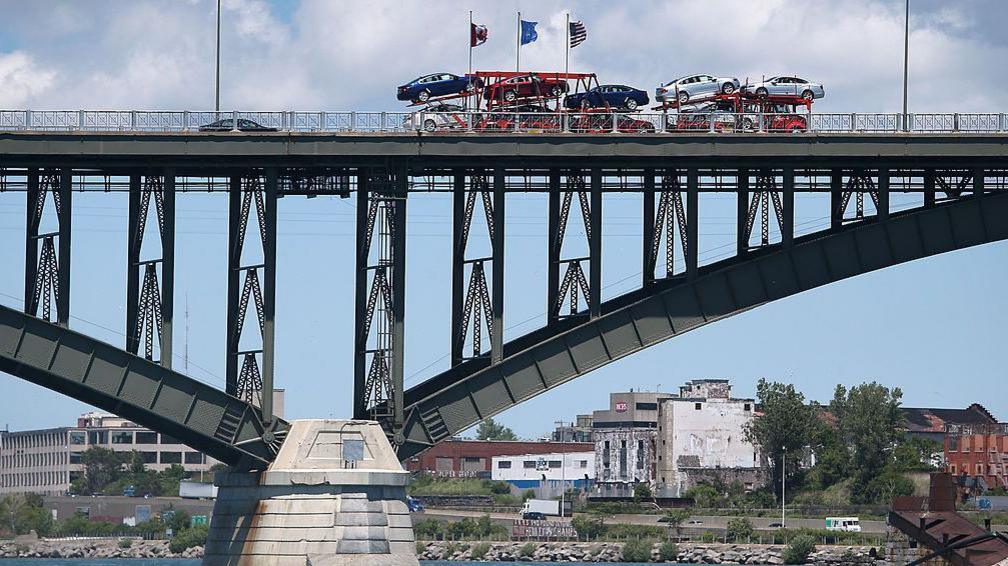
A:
[24,168,71,326]
[737,169,749,255]
[642,168,655,287]
[782,168,794,246]
[204,420,417,566]
[686,169,698,279]
[877,168,890,221]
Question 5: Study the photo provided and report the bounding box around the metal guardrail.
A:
[0,109,1005,134]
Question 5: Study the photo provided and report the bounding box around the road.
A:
[420,508,888,534]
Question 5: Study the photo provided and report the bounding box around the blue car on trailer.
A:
[564,84,649,111]
[397,73,481,103]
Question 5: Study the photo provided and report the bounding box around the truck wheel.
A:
[801,89,814,100]
[755,87,768,98]
[625,98,638,111]
[550,85,563,97]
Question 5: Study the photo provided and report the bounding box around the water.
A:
[0,562,714,566]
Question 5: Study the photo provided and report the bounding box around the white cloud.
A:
[0,51,56,108]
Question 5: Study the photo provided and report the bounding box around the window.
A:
[602,441,610,467]
[579,460,588,468]
[619,440,627,478]
[140,451,157,464]
[87,431,107,445]
[636,440,645,470]
[695,403,702,410]
[949,464,957,474]
[69,452,82,464]
[136,432,157,444]
[976,464,984,476]
[69,431,85,445]
[160,435,181,445]
[949,437,959,452]
[523,460,537,469]
[184,452,204,465]
[159,452,182,464]
[497,460,512,469]
[463,457,481,462]
[635,402,658,411]
[744,403,751,411]
[111,431,133,444]
[548,460,561,469]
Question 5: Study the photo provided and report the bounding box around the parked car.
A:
[406,495,425,513]
[397,73,481,103]
[656,74,740,105]
[569,112,656,133]
[484,74,569,104]
[405,103,468,132]
[564,84,650,111]
[522,511,547,521]
[767,522,784,528]
[474,105,560,131]
[198,118,277,132]
[744,76,825,100]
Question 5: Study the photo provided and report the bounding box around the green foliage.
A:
[658,540,678,561]
[118,538,133,549]
[413,518,443,540]
[829,382,904,503]
[864,470,914,503]
[416,540,427,554]
[572,514,605,541]
[632,482,652,502]
[56,513,124,537]
[659,508,690,537]
[683,483,722,508]
[621,538,653,562]
[77,447,127,495]
[1,493,53,536]
[744,379,820,502]
[445,542,462,556]
[475,417,517,441]
[522,489,536,501]
[168,524,208,554]
[437,514,506,540]
[164,507,192,533]
[407,474,512,498]
[605,523,665,540]
[726,517,754,542]
[470,541,492,560]
[782,534,817,564]
[892,436,942,472]
[519,542,536,557]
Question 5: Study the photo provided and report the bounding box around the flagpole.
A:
[468,10,473,76]
[516,11,520,72]
[564,13,570,77]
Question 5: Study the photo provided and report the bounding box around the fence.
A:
[1,109,1006,134]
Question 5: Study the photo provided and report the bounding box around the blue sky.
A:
[1,0,1007,437]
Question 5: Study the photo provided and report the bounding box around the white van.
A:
[825,517,861,532]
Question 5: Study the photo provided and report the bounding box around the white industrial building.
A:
[654,379,762,497]
[491,451,594,495]
[591,390,673,498]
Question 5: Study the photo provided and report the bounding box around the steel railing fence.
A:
[0,110,1004,134]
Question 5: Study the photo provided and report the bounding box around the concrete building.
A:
[592,390,675,498]
[490,451,595,494]
[944,422,1008,492]
[0,391,284,497]
[403,439,592,477]
[551,415,594,443]
[654,379,762,497]
[902,403,998,444]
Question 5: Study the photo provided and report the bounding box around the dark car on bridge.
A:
[397,73,481,103]
[563,84,649,111]
[198,118,278,132]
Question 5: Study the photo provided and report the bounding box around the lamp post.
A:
[902,0,909,130]
[781,446,786,529]
[215,0,221,113]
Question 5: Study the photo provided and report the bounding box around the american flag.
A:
[569,20,587,48]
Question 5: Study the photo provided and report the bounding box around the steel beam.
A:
[161,172,175,369]
[642,169,656,287]
[23,169,39,316]
[56,170,70,327]
[261,168,278,423]
[225,176,242,397]
[491,168,505,362]
[924,170,936,207]
[450,172,465,366]
[352,172,369,419]
[547,171,560,324]
[686,169,698,279]
[737,169,749,256]
[589,169,602,318]
[877,168,890,221]
[390,168,407,440]
[782,168,794,246]
[126,174,141,356]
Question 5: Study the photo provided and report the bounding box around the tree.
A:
[743,379,819,502]
[78,447,126,495]
[660,508,690,539]
[571,514,605,541]
[632,482,652,502]
[892,436,942,472]
[475,418,517,441]
[726,517,754,542]
[829,382,904,503]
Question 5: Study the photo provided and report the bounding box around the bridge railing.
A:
[0,109,1005,134]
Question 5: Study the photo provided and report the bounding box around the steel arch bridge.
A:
[0,131,1006,465]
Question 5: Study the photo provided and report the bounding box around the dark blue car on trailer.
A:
[397,73,481,103]
[563,84,649,111]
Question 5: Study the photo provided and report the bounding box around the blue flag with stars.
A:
[520,20,538,45]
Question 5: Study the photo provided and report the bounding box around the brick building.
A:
[403,439,592,477]
[944,422,1008,492]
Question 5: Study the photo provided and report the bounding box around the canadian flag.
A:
[471,23,488,47]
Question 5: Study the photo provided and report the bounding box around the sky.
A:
[1,0,1007,439]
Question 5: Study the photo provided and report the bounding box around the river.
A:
[0,561,718,565]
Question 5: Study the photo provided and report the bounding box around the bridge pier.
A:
[203,420,417,566]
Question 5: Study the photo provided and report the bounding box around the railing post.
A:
[757,113,764,132]
[131,111,138,132]
[231,110,239,131]
[850,113,857,132]
[24,109,31,131]
[953,113,960,132]
[381,111,387,132]
[999,113,1005,133]
[78,110,85,131]
[350,111,357,132]
[612,113,619,134]
[318,111,325,132]
[709,113,715,133]
[467,112,473,132]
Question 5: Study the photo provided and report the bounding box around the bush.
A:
[470,541,492,560]
[606,523,665,540]
[168,524,208,554]
[571,514,605,541]
[415,540,427,555]
[621,538,653,562]
[118,538,133,549]
[782,534,816,564]
[658,540,678,561]
[519,542,536,557]
[726,517,754,542]
[413,518,443,540]
[444,542,462,557]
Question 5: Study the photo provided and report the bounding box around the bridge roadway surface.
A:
[1,131,1007,169]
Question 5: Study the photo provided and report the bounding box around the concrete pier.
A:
[203,420,418,566]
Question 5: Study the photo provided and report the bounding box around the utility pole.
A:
[902,0,909,130]
[781,446,786,528]
[215,0,221,113]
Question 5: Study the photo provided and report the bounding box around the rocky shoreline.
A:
[417,541,885,564]
[0,538,203,560]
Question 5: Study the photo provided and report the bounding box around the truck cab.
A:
[825,517,861,532]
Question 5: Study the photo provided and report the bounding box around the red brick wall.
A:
[403,440,593,476]
[944,433,1008,489]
